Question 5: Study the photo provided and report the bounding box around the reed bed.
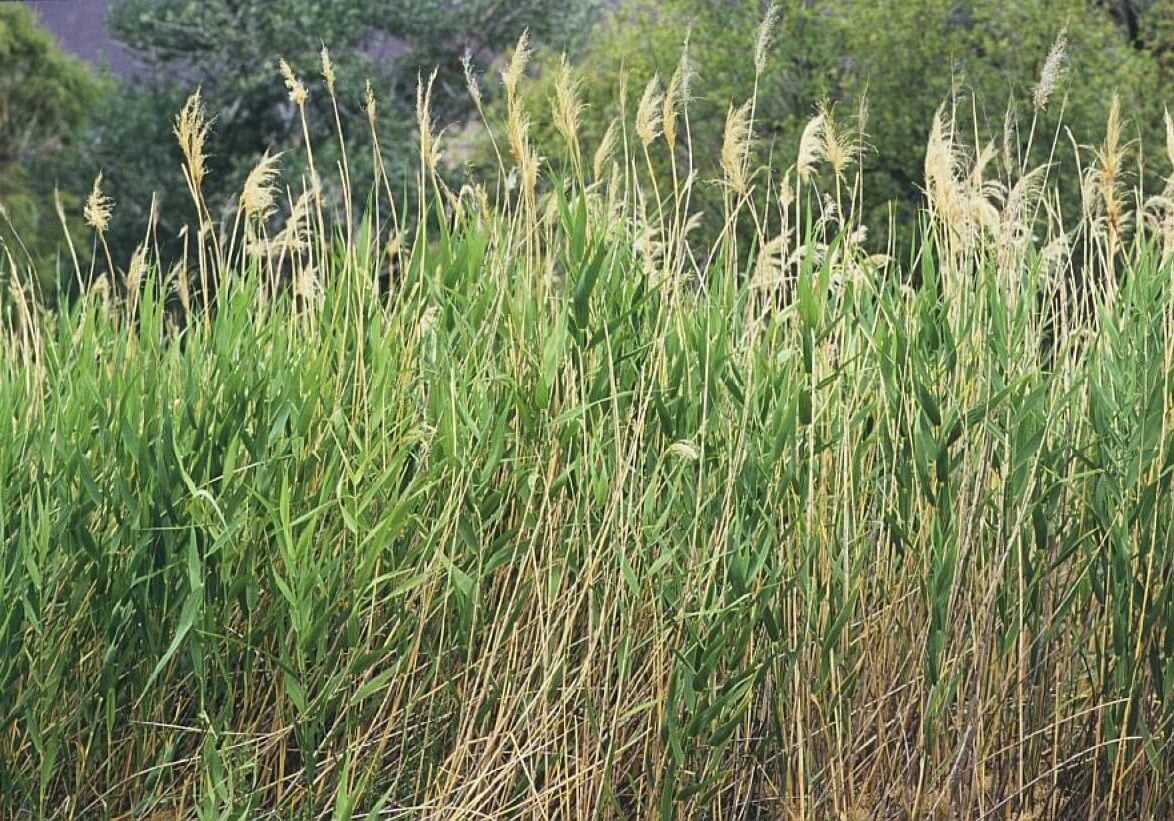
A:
[3,20,1174,818]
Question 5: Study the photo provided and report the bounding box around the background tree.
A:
[0,5,105,302]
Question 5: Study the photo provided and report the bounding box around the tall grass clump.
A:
[4,19,1174,819]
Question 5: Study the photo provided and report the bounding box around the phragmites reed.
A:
[923,108,1004,258]
[721,100,753,195]
[124,243,147,318]
[1002,103,1017,176]
[279,58,308,106]
[461,49,482,109]
[505,99,538,201]
[83,173,116,292]
[796,112,826,182]
[173,90,211,192]
[320,46,335,95]
[593,119,619,181]
[83,173,112,235]
[552,55,583,165]
[1165,108,1174,171]
[499,31,540,206]
[819,102,857,181]
[663,43,691,151]
[502,29,531,104]
[169,260,190,324]
[924,107,962,233]
[416,70,443,174]
[1090,94,1128,243]
[1033,28,1067,111]
[363,80,378,132]
[241,152,282,221]
[754,2,782,77]
[270,186,314,261]
[635,74,664,148]
[519,143,541,204]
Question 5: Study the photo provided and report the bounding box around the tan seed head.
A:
[84,173,113,234]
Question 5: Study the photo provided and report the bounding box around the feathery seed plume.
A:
[755,3,782,76]
[552,55,583,160]
[279,58,307,106]
[796,112,825,182]
[924,107,960,224]
[503,30,531,101]
[173,89,212,190]
[1033,28,1067,110]
[320,46,335,94]
[593,119,619,181]
[721,100,754,194]
[125,243,147,314]
[416,70,443,173]
[819,102,857,180]
[461,49,482,108]
[1002,103,1017,176]
[241,152,282,220]
[84,173,113,234]
[364,80,377,129]
[1093,94,1127,239]
[635,74,664,148]
[663,42,691,151]
[1165,108,1174,170]
[779,170,795,204]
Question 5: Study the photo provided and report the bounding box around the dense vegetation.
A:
[4,3,1174,818]
[0,5,105,300]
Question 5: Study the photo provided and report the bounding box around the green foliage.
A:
[0,5,105,301]
[0,6,102,163]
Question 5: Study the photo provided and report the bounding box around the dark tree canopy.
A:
[0,6,105,300]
